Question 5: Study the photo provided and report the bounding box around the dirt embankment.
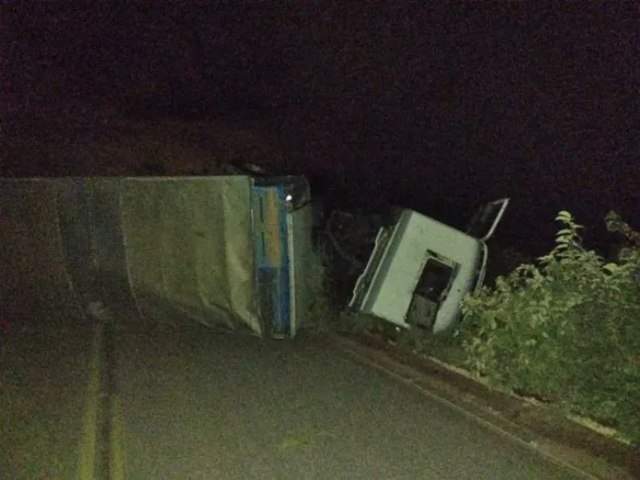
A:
[2,102,288,177]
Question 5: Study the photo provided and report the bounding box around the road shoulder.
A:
[326,331,638,480]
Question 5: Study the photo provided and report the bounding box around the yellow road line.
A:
[110,396,125,480]
[77,322,103,480]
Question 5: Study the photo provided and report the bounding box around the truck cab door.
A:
[465,198,510,241]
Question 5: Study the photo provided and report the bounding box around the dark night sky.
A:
[2,2,638,254]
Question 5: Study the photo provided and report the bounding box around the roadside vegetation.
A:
[460,211,640,446]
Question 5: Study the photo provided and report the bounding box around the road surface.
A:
[2,317,587,479]
[115,322,585,479]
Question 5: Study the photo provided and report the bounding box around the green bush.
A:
[460,211,640,445]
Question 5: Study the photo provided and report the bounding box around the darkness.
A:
[2,2,638,255]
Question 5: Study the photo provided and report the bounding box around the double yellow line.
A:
[77,322,124,480]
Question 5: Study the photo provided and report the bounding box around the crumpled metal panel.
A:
[85,178,138,313]
[56,179,98,306]
[0,177,261,335]
[0,180,77,319]
[119,177,260,334]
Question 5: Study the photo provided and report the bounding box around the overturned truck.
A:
[1,175,508,338]
[0,176,317,338]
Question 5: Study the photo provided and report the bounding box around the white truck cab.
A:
[349,199,509,333]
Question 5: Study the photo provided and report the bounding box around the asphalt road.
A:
[1,312,95,480]
[112,322,586,480]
